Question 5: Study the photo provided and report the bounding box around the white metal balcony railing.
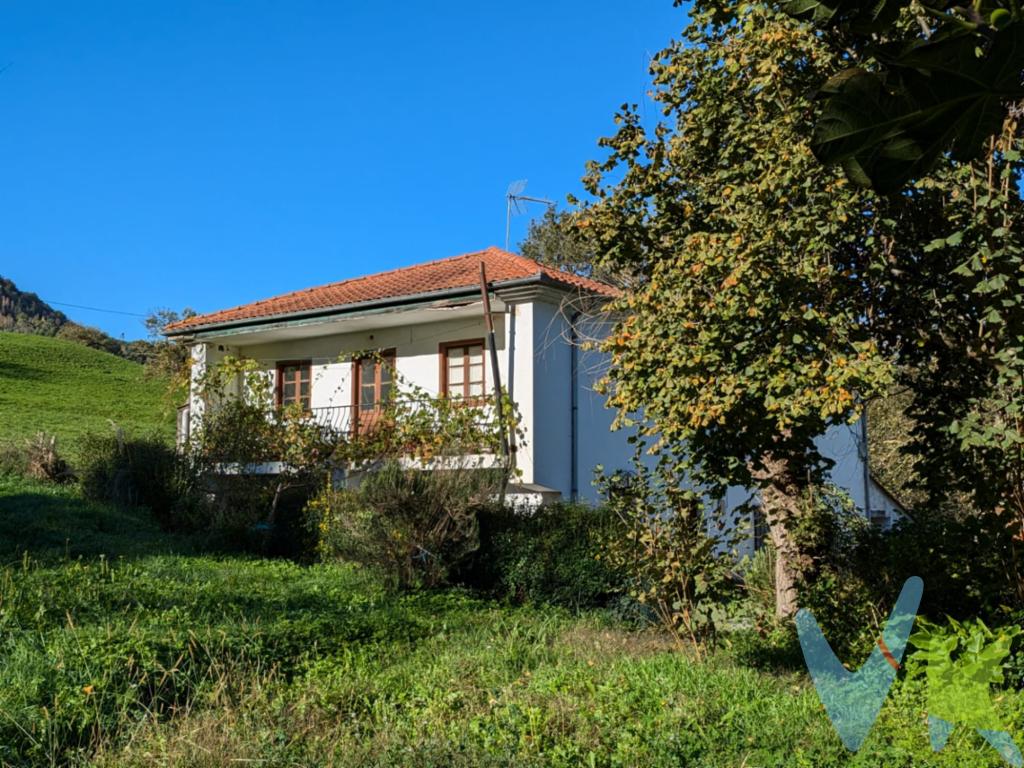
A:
[176,398,501,449]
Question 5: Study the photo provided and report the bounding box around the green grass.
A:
[0,331,172,462]
[0,474,195,563]
[0,478,1020,766]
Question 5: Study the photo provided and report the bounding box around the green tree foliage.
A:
[743,0,1024,191]
[876,120,1024,601]
[572,0,1024,618]
[574,5,899,616]
[519,208,634,289]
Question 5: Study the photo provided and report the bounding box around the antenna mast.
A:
[505,180,555,250]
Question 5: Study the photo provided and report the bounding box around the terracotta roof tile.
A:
[165,246,618,334]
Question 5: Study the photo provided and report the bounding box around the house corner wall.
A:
[507,302,536,486]
[528,301,574,497]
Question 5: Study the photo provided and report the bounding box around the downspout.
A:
[570,310,581,502]
[860,410,872,516]
[506,304,516,434]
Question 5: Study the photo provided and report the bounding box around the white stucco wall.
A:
[190,312,538,478]
[237,315,507,408]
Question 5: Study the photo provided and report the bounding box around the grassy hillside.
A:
[0,331,173,460]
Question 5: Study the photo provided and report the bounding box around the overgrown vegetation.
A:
[461,501,623,610]
[310,461,500,589]
[1,476,1022,767]
[599,463,739,654]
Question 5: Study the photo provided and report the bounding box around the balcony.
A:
[177,396,505,459]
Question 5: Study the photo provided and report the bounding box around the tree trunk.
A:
[752,455,810,620]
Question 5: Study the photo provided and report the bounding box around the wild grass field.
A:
[0,329,1020,766]
[0,474,1019,767]
[0,332,172,461]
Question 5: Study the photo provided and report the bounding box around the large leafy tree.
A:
[880,121,1024,599]
[751,0,1024,191]
[573,4,916,616]
[575,0,1024,616]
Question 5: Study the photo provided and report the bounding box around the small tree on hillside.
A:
[144,308,196,393]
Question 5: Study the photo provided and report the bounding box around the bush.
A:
[459,502,623,610]
[598,464,739,655]
[308,461,500,589]
[23,432,74,484]
[790,505,1024,663]
[77,430,185,526]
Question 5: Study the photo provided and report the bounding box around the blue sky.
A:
[0,2,683,340]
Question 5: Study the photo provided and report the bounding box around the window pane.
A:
[380,364,392,384]
[283,382,296,401]
[448,360,464,385]
[300,395,311,409]
[361,384,376,409]
[299,367,310,383]
[381,381,392,402]
[360,359,375,382]
[469,363,484,384]
[469,381,484,397]
[468,345,484,365]
[300,382,310,398]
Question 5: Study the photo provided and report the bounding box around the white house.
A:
[165,246,902,539]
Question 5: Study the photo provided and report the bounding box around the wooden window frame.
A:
[276,360,313,411]
[351,349,397,415]
[439,339,487,402]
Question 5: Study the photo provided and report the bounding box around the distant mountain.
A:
[0,277,70,335]
[0,275,154,364]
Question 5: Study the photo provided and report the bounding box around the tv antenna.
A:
[505,180,555,250]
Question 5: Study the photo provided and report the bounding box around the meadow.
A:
[0,332,173,461]
[0,473,1018,767]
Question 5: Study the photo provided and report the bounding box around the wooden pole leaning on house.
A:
[479,263,511,505]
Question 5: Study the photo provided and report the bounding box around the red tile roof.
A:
[165,246,618,334]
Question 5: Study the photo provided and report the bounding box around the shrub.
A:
[460,501,623,610]
[309,461,499,589]
[77,429,189,527]
[794,504,1024,663]
[23,432,74,484]
[188,358,346,541]
[598,464,739,656]
[868,509,1023,620]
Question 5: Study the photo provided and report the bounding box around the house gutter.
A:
[164,273,591,340]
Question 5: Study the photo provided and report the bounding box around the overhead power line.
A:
[48,301,147,318]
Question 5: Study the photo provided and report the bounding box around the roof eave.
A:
[163,273,611,339]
